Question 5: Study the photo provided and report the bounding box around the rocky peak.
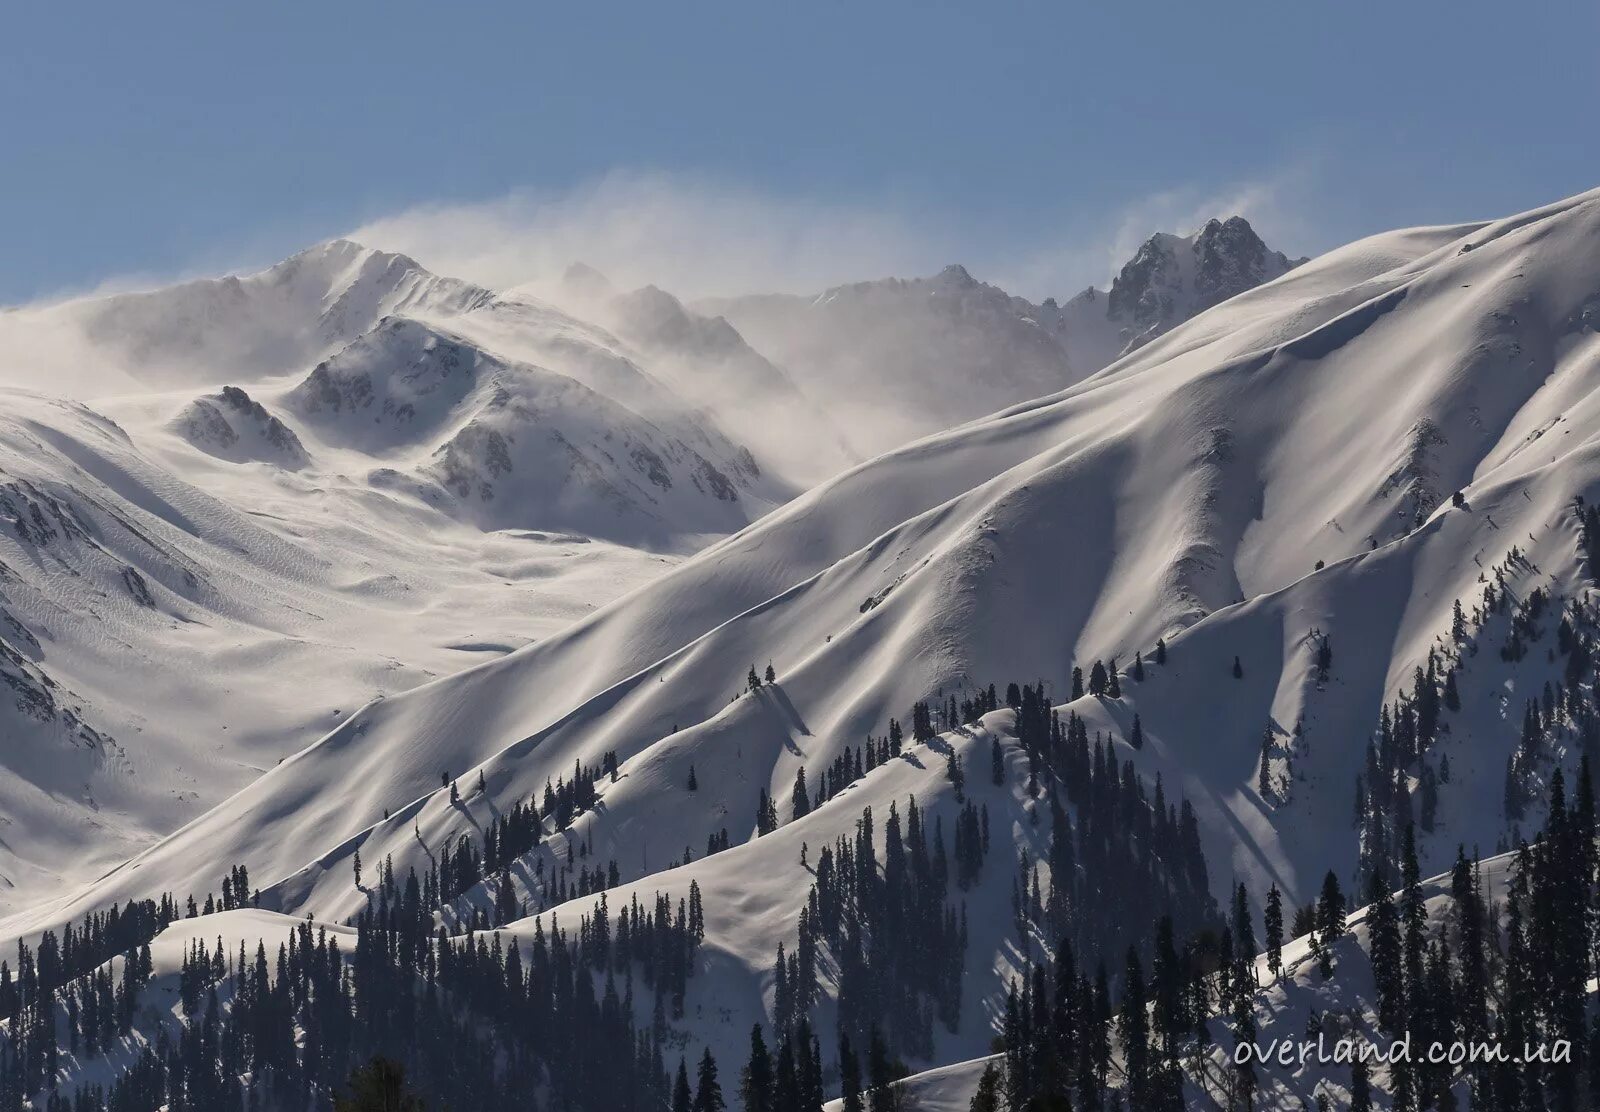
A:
[1190,215,1297,313]
[1106,216,1300,340]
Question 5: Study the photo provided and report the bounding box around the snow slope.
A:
[282,315,769,545]
[0,387,677,910]
[12,188,1600,1096]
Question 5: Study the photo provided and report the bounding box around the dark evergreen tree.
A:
[1350,1058,1372,1112]
[674,1059,694,1112]
[333,1057,426,1112]
[792,768,811,821]
[697,1049,728,1112]
[1257,728,1273,799]
[838,1034,863,1112]
[1088,661,1108,697]
[1264,884,1284,977]
[742,1024,774,1112]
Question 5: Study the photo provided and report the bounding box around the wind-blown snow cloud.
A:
[0,164,1327,402]
[349,165,1325,304]
[348,171,957,302]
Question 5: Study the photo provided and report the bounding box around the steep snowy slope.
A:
[282,316,769,544]
[14,189,1600,1101]
[700,217,1300,455]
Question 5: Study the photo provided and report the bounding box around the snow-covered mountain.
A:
[28,238,495,390]
[7,189,1600,1110]
[700,216,1300,455]
[283,315,765,543]
[0,243,798,910]
[4,188,1597,1109]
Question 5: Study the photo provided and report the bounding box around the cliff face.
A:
[1109,215,1303,346]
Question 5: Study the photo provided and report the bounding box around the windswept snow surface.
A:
[12,188,1600,1101]
[0,387,677,907]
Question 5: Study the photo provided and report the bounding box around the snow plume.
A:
[346,170,949,302]
[0,305,145,397]
[350,166,1321,305]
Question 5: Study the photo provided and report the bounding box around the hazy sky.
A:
[5,1,1597,303]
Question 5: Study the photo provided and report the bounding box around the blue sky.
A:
[4,1,1596,303]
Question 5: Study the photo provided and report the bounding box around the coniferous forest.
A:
[5,608,1600,1112]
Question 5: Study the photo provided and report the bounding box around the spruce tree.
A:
[740,1025,773,1112]
[696,1049,727,1112]
[1318,870,1345,944]
[1350,1058,1372,1112]
[333,1057,425,1112]
[839,1034,863,1112]
[866,1028,897,1112]
[945,750,965,798]
[1367,871,1404,1034]
[1088,661,1108,697]
[1264,885,1284,977]
[674,1058,694,1112]
[968,1062,1003,1112]
[1399,824,1425,1038]
[1118,947,1150,1108]
[1257,729,1273,799]
[792,768,811,821]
